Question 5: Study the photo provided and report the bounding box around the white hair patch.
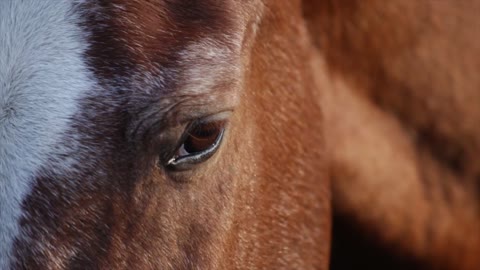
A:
[0,0,94,267]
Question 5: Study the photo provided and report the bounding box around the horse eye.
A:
[166,119,226,171]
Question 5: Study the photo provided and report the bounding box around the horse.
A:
[0,0,329,269]
[0,0,479,269]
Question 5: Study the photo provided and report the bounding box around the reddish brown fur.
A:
[304,1,480,269]
[10,0,480,269]
[14,0,330,269]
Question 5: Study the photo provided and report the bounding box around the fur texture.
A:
[4,0,477,269]
[1,0,331,269]
[0,1,95,268]
[304,1,480,269]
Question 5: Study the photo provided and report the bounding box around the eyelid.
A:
[132,103,234,145]
[176,110,230,143]
[191,111,232,124]
[168,107,235,129]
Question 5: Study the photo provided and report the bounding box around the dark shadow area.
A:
[330,214,425,270]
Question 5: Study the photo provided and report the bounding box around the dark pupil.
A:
[184,122,223,153]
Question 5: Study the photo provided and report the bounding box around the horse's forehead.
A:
[0,0,255,267]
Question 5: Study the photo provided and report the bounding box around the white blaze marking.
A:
[0,0,93,267]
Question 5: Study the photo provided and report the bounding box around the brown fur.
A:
[13,0,330,269]
[10,0,480,269]
[304,1,480,269]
